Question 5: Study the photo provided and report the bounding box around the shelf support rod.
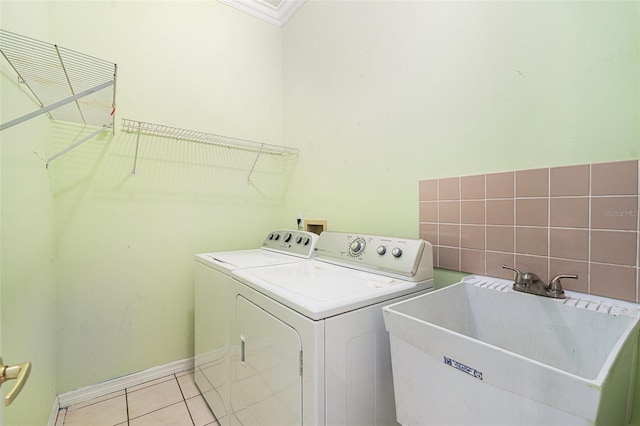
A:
[246,143,265,185]
[131,121,141,176]
[55,44,87,125]
[46,124,112,165]
[0,80,114,132]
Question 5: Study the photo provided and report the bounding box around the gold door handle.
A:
[0,357,31,406]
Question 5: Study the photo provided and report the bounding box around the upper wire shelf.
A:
[121,119,297,156]
[121,119,299,183]
[0,29,117,131]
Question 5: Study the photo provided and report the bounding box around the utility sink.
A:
[383,275,640,425]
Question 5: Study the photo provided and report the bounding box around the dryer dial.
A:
[349,238,366,256]
[392,247,403,258]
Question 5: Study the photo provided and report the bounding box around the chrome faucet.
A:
[502,265,577,299]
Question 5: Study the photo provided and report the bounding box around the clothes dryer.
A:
[229,231,434,426]
[194,230,318,426]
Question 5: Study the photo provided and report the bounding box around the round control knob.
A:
[303,237,310,245]
[268,233,275,240]
[296,236,303,244]
[273,233,280,240]
[377,245,387,255]
[391,247,402,258]
[284,232,292,242]
[349,239,366,255]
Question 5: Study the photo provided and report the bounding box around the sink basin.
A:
[383,275,640,425]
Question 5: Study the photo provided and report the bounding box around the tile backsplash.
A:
[419,160,640,302]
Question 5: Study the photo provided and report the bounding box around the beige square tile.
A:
[590,263,636,302]
[187,394,218,426]
[516,198,548,227]
[439,201,460,224]
[591,160,638,196]
[461,175,485,200]
[590,230,637,266]
[439,177,460,200]
[438,246,459,270]
[516,168,548,197]
[486,171,514,199]
[461,225,485,250]
[550,197,589,228]
[178,372,201,400]
[419,223,438,245]
[419,201,438,222]
[591,196,638,231]
[549,229,589,261]
[549,258,588,293]
[439,224,459,247]
[64,394,127,426]
[461,200,485,225]
[129,402,193,426]
[461,249,485,275]
[128,378,184,419]
[486,199,514,226]
[486,226,514,253]
[486,252,515,279]
[550,164,590,197]
[419,179,437,201]
[55,409,66,426]
[515,227,548,257]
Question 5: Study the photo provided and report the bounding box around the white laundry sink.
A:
[383,276,640,425]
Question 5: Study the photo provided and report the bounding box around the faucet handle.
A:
[502,265,526,291]
[548,274,578,299]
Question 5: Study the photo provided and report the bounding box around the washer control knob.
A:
[273,233,280,240]
[349,238,366,255]
[284,232,293,242]
[303,237,310,245]
[392,247,403,258]
[296,236,303,244]
[377,245,387,255]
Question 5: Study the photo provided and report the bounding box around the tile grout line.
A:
[175,373,197,426]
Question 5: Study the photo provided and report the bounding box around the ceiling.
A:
[218,0,306,27]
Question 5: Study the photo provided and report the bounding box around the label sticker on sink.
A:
[444,356,483,380]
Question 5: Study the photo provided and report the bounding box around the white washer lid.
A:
[195,249,308,274]
[232,260,434,320]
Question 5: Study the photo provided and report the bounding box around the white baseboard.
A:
[55,357,194,409]
[47,396,60,426]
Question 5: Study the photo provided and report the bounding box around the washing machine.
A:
[229,231,434,426]
[194,229,318,426]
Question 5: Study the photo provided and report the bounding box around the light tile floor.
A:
[55,369,219,426]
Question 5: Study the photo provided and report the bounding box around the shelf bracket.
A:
[246,143,265,185]
[46,124,112,165]
[0,80,114,132]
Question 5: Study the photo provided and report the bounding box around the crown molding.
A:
[218,0,305,27]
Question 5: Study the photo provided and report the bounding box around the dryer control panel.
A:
[314,232,434,281]
[261,229,318,258]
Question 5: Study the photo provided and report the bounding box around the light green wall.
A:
[1,22,58,426]
[281,0,640,238]
[2,0,285,414]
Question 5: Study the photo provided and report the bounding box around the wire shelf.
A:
[121,119,297,156]
[121,119,299,183]
[0,29,117,129]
